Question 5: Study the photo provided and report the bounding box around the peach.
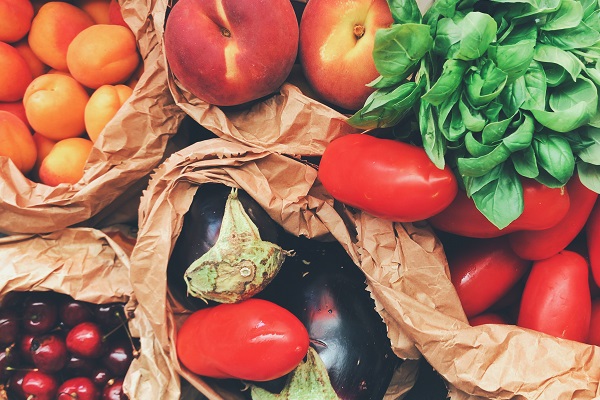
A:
[0,0,34,43]
[0,42,33,101]
[14,38,50,78]
[66,24,140,89]
[28,1,95,71]
[108,0,127,28]
[31,131,56,180]
[163,0,299,106]
[299,0,394,110]
[23,73,90,141]
[77,0,111,24]
[38,137,93,186]
[0,110,37,174]
[84,84,132,142]
[0,101,31,130]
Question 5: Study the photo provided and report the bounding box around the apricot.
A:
[67,24,140,89]
[77,0,111,24]
[0,42,33,101]
[38,137,93,186]
[23,73,90,141]
[0,0,34,43]
[108,0,127,28]
[0,101,30,130]
[84,84,132,142]
[14,38,50,78]
[28,1,95,71]
[31,131,56,180]
[0,110,37,174]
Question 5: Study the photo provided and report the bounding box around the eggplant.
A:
[168,183,282,310]
[257,235,401,400]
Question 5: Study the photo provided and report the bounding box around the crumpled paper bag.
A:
[0,0,186,234]
[128,138,459,398]
[0,227,178,400]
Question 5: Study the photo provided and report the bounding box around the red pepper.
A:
[428,178,570,238]
[517,250,591,342]
[587,298,600,346]
[468,312,508,326]
[586,199,600,288]
[508,174,598,260]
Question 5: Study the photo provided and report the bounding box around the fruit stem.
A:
[220,27,231,38]
[353,24,365,39]
[116,311,140,358]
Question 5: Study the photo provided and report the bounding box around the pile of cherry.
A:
[0,291,139,400]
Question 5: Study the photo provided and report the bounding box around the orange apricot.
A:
[84,84,132,142]
[108,0,127,28]
[66,24,140,89]
[77,0,111,24]
[0,101,31,130]
[28,1,95,71]
[31,131,56,180]
[0,42,33,102]
[14,38,50,78]
[23,73,90,141]
[0,0,34,43]
[0,110,37,174]
[38,137,93,186]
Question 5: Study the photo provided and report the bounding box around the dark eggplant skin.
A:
[167,183,282,311]
[257,235,401,400]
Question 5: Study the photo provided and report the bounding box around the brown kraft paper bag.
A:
[128,138,466,399]
[0,227,179,400]
[0,0,187,234]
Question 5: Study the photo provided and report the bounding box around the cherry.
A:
[57,376,99,400]
[65,355,96,377]
[90,367,110,387]
[102,378,126,400]
[94,304,126,332]
[0,309,20,345]
[22,294,58,335]
[19,334,35,364]
[21,370,59,400]
[6,370,28,400]
[101,339,133,377]
[30,334,68,373]
[66,322,105,358]
[59,299,94,328]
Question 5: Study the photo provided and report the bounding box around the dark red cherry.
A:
[101,339,133,377]
[6,370,28,399]
[57,376,100,400]
[21,370,59,400]
[59,299,94,328]
[0,309,20,345]
[94,303,126,332]
[30,334,68,373]
[19,334,35,364]
[102,378,127,400]
[22,294,58,335]
[90,367,110,387]
[66,322,104,358]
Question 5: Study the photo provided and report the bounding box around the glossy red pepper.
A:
[318,133,458,222]
[447,236,531,318]
[508,174,598,260]
[176,299,309,381]
[586,199,600,288]
[468,312,508,326]
[428,178,570,238]
[517,251,591,342]
[587,298,600,346]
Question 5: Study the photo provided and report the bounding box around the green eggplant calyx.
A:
[184,188,290,304]
[250,347,340,400]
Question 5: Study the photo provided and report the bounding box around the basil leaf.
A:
[458,143,513,177]
[465,131,494,157]
[578,126,600,165]
[482,115,513,144]
[438,89,468,141]
[540,0,583,30]
[584,9,600,31]
[512,145,540,178]
[533,44,582,81]
[488,38,536,82]
[458,96,487,132]
[533,133,575,184]
[468,164,524,229]
[419,100,447,168]
[465,59,508,107]
[577,161,600,193]
[422,0,460,27]
[580,0,598,19]
[387,0,422,24]
[433,17,464,56]
[500,78,527,115]
[454,12,498,60]
[367,75,406,89]
[422,59,469,105]
[503,113,535,152]
[373,24,433,78]
[540,22,600,49]
[521,60,547,110]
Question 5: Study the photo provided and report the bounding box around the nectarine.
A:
[164,0,299,106]
[38,137,93,186]
[0,110,37,174]
[84,84,133,142]
[299,0,394,110]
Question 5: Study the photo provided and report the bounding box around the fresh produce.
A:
[163,0,299,106]
[0,41,32,102]
[0,291,138,400]
[0,0,34,43]
[429,177,570,238]
[588,298,600,346]
[446,236,531,318]
[38,138,94,186]
[517,251,591,342]
[507,174,598,260]
[318,133,458,222]
[258,235,401,400]
[0,110,37,175]
[85,84,133,143]
[468,312,509,326]
[298,0,394,110]
[346,0,600,229]
[587,199,600,287]
[168,183,282,310]
[176,298,309,382]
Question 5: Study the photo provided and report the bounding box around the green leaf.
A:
[433,17,464,56]
[468,164,524,229]
[458,96,487,132]
[580,0,598,19]
[387,0,422,24]
[438,89,467,141]
[465,131,495,157]
[465,59,509,107]
[520,61,547,110]
[540,22,600,49]
[422,0,460,27]
[482,115,513,144]
[577,160,600,193]
[584,9,600,31]
[512,145,540,178]
[367,74,405,89]
[454,12,498,60]
[503,113,535,152]
[419,100,447,168]
[488,38,536,82]
[251,348,339,400]
[533,44,582,81]
[457,144,513,176]
[500,78,527,116]
[532,133,576,184]
[578,126,600,165]
[540,0,583,30]
[422,59,469,105]
[373,24,433,78]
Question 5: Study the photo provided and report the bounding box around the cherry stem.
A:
[6,366,38,372]
[116,311,140,358]
[101,319,126,342]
